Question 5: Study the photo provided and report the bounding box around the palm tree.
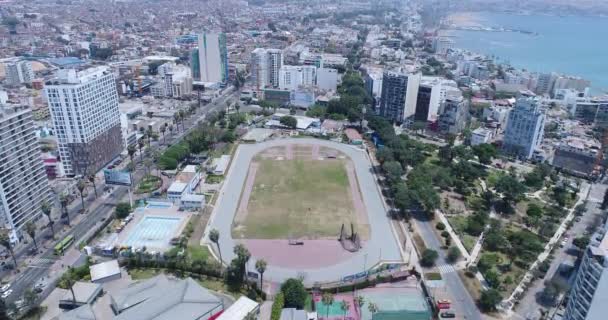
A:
[209,229,222,265]
[59,192,71,225]
[340,300,350,320]
[355,296,365,316]
[25,221,38,251]
[146,127,153,146]
[255,259,267,291]
[173,113,180,131]
[160,125,166,143]
[0,229,17,268]
[367,302,378,316]
[137,138,145,161]
[322,293,334,320]
[235,102,241,114]
[234,244,251,283]
[127,145,136,163]
[88,174,98,198]
[41,200,54,238]
[76,179,87,213]
[168,124,174,137]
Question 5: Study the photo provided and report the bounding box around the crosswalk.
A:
[436,263,457,275]
[26,257,57,267]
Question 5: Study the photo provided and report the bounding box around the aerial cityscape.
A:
[0,0,607,320]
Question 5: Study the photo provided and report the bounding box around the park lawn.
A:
[136,175,162,194]
[462,234,477,253]
[447,215,477,253]
[233,158,368,239]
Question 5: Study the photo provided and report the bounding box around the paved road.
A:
[3,89,238,305]
[514,183,607,320]
[206,138,402,285]
[415,216,482,320]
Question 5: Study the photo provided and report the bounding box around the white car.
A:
[1,289,12,299]
[0,284,10,292]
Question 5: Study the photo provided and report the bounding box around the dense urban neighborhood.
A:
[0,0,607,320]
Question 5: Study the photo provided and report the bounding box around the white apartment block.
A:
[150,64,193,98]
[316,68,339,91]
[250,48,283,90]
[45,67,123,176]
[502,97,545,159]
[564,222,608,320]
[5,61,34,86]
[0,106,51,242]
[197,32,228,83]
[278,65,316,91]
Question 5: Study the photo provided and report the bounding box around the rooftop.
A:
[90,260,121,282]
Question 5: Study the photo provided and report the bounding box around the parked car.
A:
[1,283,10,292]
[1,289,13,299]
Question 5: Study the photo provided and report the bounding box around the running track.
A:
[204,138,402,285]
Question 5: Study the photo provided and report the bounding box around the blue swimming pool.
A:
[124,216,181,249]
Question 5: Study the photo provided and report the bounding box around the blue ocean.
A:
[448,12,608,93]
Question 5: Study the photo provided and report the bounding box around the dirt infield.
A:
[232,144,369,240]
[244,239,360,269]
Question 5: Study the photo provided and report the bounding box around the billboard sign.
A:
[104,170,132,186]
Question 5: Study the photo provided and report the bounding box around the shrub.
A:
[436,222,446,230]
[479,289,501,312]
[447,246,461,263]
[281,278,307,309]
[441,230,450,238]
[115,202,131,219]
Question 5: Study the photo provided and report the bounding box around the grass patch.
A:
[412,232,428,253]
[233,157,367,239]
[129,268,162,280]
[425,272,442,280]
[187,245,210,261]
[462,234,477,253]
[205,175,224,184]
[447,216,468,234]
[135,175,162,194]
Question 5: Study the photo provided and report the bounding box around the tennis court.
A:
[358,287,431,320]
[314,295,358,320]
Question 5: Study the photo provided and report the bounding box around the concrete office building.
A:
[502,98,545,159]
[279,65,316,91]
[378,71,421,123]
[46,67,123,176]
[150,64,193,98]
[432,37,454,55]
[365,71,383,113]
[0,106,52,242]
[535,73,556,96]
[197,32,228,83]
[438,97,468,135]
[571,98,608,129]
[564,222,608,320]
[5,61,34,86]
[251,48,283,90]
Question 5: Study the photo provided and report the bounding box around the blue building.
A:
[502,97,545,159]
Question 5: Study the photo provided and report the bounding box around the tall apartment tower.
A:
[278,65,316,91]
[502,97,545,159]
[267,49,283,88]
[0,106,51,242]
[564,222,608,320]
[378,71,421,123]
[5,61,34,86]
[250,48,283,90]
[45,67,123,177]
[197,32,228,83]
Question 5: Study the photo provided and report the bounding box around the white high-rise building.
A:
[45,67,124,177]
[316,68,339,91]
[564,221,608,320]
[502,97,545,159]
[197,32,228,83]
[278,65,316,91]
[250,48,283,90]
[0,106,51,243]
[5,61,34,86]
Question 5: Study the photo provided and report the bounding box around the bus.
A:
[54,235,75,255]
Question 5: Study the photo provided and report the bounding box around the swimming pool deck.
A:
[114,206,191,252]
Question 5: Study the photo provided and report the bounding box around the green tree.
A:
[271,293,285,320]
[59,192,71,226]
[234,244,251,283]
[479,288,501,311]
[496,175,525,204]
[355,296,365,315]
[280,115,298,129]
[322,292,335,319]
[472,143,497,164]
[382,161,403,185]
[41,200,55,239]
[281,278,307,309]
[526,203,543,218]
[127,144,137,164]
[573,236,590,249]
[88,174,98,198]
[420,249,439,267]
[25,221,38,251]
[138,138,145,161]
[23,288,37,308]
[115,202,131,219]
[255,259,267,291]
[209,229,222,265]
[447,246,461,263]
[0,229,17,267]
[367,302,378,315]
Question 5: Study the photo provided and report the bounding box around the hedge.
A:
[271,292,285,320]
